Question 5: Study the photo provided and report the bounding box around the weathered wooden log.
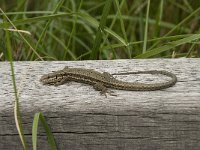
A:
[0,59,200,150]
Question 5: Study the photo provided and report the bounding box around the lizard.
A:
[40,66,177,96]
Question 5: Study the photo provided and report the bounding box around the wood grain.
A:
[0,59,200,150]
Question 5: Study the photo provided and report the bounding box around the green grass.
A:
[32,113,58,150]
[0,0,200,61]
[1,0,200,149]
[1,5,58,150]
[4,9,28,149]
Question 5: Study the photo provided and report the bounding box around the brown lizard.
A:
[40,67,177,96]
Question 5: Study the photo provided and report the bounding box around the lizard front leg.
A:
[93,82,116,97]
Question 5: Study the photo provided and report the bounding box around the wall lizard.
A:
[40,67,177,96]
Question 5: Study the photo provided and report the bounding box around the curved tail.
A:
[111,70,177,91]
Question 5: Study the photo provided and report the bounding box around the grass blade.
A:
[90,0,113,59]
[0,8,43,60]
[32,112,57,150]
[135,34,200,58]
[149,6,200,50]
[4,15,28,150]
[32,0,64,60]
[142,0,150,53]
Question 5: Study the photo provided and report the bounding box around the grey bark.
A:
[0,59,200,150]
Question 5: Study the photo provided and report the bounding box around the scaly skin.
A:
[40,67,177,95]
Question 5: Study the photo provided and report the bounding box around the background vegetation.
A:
[1,0,200,61]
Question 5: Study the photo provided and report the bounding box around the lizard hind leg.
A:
[93,82,116,97]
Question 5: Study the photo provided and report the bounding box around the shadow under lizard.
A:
[40,67,177,96]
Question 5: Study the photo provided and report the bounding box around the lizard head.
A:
[40,71,64,85]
